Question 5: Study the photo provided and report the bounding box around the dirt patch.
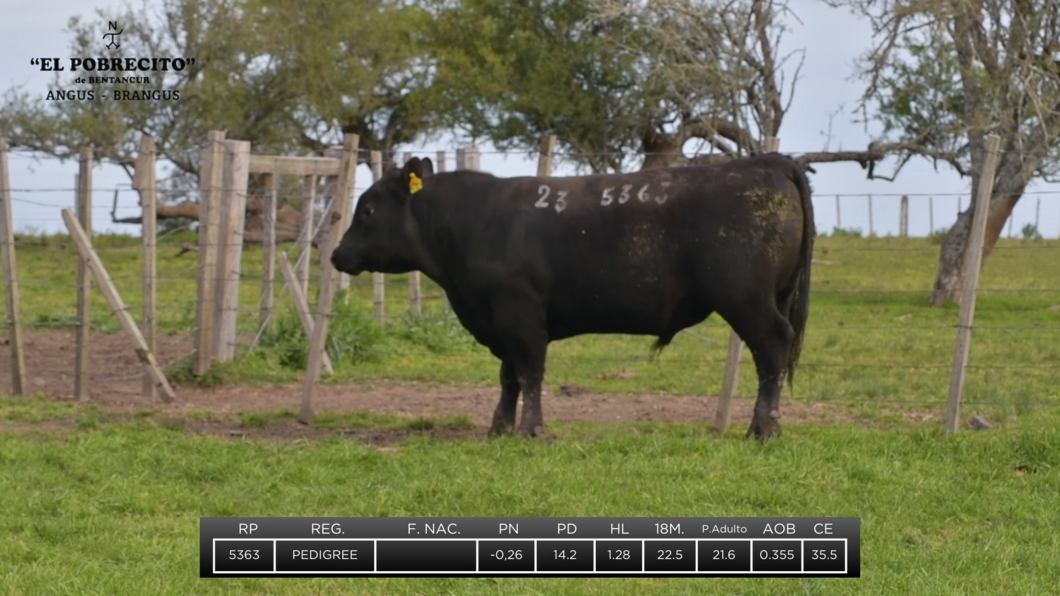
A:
[0,329,194,401]
[2,330,940,442]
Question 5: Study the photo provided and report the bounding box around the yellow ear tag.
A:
[408,172,423,194]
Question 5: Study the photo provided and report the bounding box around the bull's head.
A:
[330,156,434,276]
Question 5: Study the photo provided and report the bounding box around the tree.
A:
[832,0,1060,305]
[427,0,807,173]
[0,0,436,237]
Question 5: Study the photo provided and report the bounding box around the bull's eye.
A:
[362,205,374,219]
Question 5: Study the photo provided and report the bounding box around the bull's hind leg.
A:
[488,360,520,436]
[723,298,794,439]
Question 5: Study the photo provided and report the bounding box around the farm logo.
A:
[102,23,123,50]
[29,21,194,102]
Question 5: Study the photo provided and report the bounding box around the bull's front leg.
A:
[490,297,548,438]
[516,370,546,437]
[488,360,520,436]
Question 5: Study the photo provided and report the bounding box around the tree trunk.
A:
[929,192,1020,306]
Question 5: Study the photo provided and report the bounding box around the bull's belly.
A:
[544,284,694,341]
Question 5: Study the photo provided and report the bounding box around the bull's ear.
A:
[400,157,433,196]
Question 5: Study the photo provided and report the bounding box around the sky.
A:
[1,0,1058,238]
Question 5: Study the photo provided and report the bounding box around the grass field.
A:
[2,231,1060,593]
[2,397,1059,594]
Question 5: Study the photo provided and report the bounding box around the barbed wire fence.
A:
[1,133,1058,434]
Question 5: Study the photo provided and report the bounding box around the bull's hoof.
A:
[487,422,515,437]
[745,414,782,440]
[516,424,544,438]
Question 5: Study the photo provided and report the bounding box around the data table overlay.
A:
[201,517,860,578]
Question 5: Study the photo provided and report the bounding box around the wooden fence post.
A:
[835,194,841,230]
[301,133,359,424]
[261,169,278,330]
[133,135,158,399]
[945,134,1001,434]
[194,130,226,374]
[299,175,315,295]
[715,136,780,433]
[537,135,557,177]
[214,140,250,362]
[929,196,934,234]
[0,138,26,395]
[435,150,450,311]
[465,147,481,171]
[61,209,176,402]
[867,194,874,236]
[74,148,93,402]
[369,151,386,323]
[899,195,909,238]
[337,150,353,293]
[404,151,423,316]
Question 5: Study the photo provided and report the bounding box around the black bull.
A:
[331,153,815,439]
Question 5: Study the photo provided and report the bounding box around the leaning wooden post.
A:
[299,175,316,295]
[369,150,386,323]
[279,252,333,374]
[61,209,176,402]
[194,130,226,375]
[945,134,1001,434]
[214,140,249,361]
[715,136,780,433]
[133,135,158,399]
[74,147,93,402]
[0,138,27,395]
[899,195,909,238]
[403,151,423,316]
[301,133,359,424]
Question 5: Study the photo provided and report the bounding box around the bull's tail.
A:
[784,158,815,389]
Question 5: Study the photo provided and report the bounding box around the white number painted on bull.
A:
[600,181,670,207]
[601,187,615,206]
[534,184,569,213]
[554,190,568,213]
[656,181,672,204]
[535,185,551,209]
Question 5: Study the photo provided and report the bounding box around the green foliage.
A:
[0,0,435,180]
[256,292,386,369]
[426,0,645,171]
[1021,224,1043,241]
[390,308,478,354]
[826,226,863,238]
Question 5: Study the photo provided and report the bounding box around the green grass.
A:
[1,396,1059,594]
